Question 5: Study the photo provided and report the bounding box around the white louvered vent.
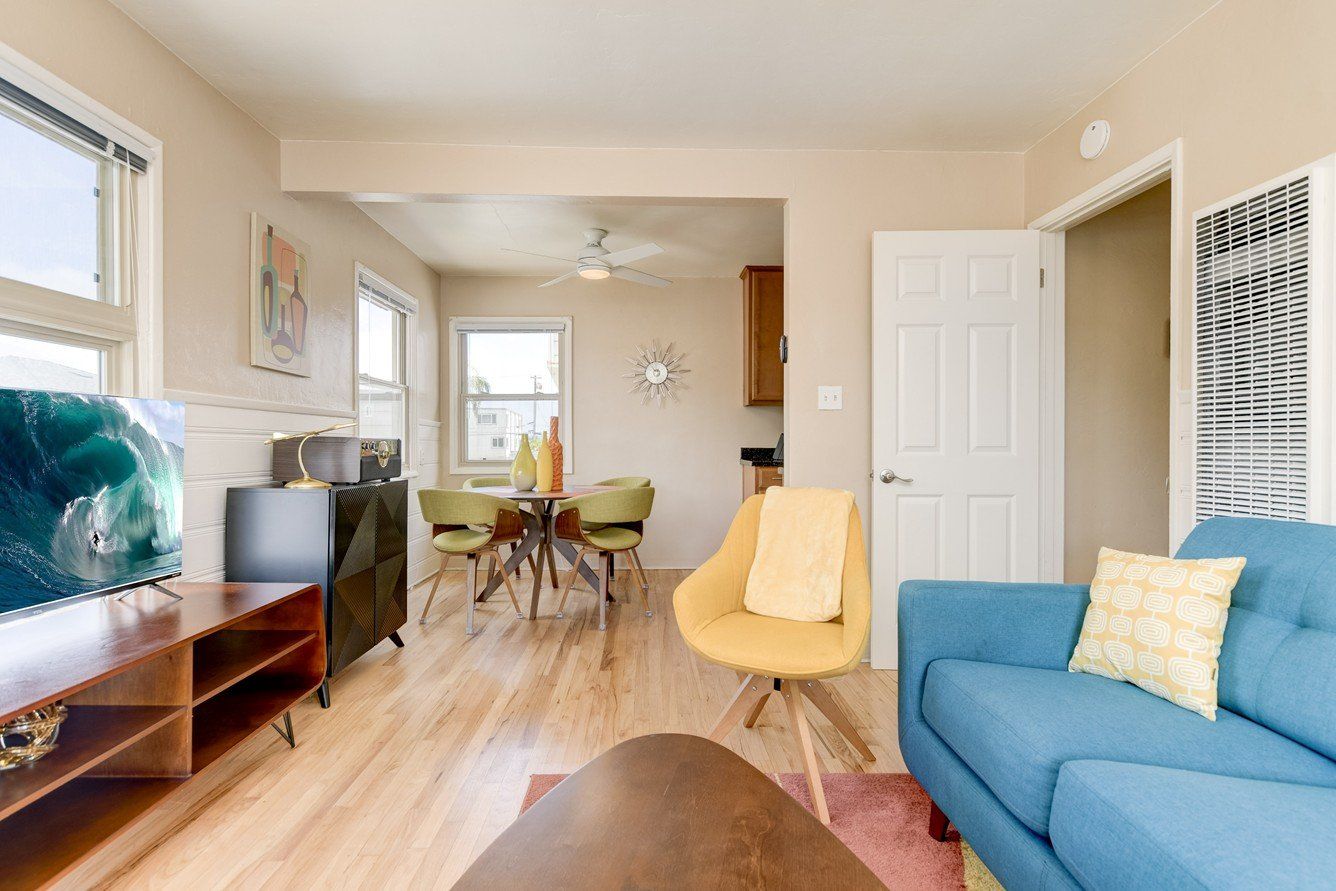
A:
[1194,175,1311,522]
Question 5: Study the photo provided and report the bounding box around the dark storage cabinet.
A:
[225,479,409,706]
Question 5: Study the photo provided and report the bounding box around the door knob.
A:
[879,470,913,484]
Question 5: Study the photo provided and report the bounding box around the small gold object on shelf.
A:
[266,421,357,489]
[0,704,68,770]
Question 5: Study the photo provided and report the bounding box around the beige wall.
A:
[441,275,782,567]
[283,144,1025,515]
[1064,183,1171,582]
[1,0,441,416]
[1025,0,1336,389]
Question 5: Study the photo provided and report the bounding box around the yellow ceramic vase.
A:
[510,433,536,491]
[536,432,554,492]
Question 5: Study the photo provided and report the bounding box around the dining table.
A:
[469,485,617,619]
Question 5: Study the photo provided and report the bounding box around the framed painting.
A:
[250,212,312,376]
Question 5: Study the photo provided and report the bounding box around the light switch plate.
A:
[818,385,843,411]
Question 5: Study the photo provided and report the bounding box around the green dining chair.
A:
[553,487,655,631]
[592,477,652,596]
[418,488,526,634]
[463,475,534,580]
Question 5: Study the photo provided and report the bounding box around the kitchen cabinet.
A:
[741,265,784,405]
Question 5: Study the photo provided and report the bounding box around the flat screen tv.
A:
[0,388,185,620]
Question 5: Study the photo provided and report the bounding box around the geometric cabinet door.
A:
[330,479,408,676]
[870,229,1045,668]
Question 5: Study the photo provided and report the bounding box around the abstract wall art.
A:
[250,212,312,376]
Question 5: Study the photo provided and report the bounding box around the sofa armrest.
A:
[897,580,1089,738]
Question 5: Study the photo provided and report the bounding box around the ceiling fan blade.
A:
[502,247,579,263]
[538,270,579,288]
[611,266,671,288]
[601,242,663,268]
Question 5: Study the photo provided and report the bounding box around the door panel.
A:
[871,230,1044,667]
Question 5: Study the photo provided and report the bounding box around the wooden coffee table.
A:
[454,733,885,889]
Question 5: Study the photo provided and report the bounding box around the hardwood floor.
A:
[62,568,903,889]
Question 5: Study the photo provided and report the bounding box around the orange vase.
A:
[548,417,564,492]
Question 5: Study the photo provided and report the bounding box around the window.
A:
[450,317,572,472]
[0,66,155,397]
[357,266,417,468]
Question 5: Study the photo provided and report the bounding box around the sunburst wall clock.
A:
[624,340,691,407]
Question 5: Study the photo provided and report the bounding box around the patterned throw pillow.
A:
[1069,547,1246,720]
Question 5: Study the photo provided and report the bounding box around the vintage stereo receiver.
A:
[272,436,401,484]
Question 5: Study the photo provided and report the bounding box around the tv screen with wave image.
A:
[0,389,185,619]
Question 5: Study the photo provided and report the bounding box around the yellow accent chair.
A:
[673,493,874,824]
[553,487,655,630]
[418,488,526,634]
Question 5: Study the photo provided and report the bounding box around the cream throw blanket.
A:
[743,487,854,622]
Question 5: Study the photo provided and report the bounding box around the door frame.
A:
[1026,139,1186,576]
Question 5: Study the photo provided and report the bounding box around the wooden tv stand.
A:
[0,582,324,889]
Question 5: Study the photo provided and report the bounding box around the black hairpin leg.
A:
[317,680,331,709]
[271,711,295,747]
[388,631,404,648]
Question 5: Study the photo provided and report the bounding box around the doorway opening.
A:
[1060,181,1172,581]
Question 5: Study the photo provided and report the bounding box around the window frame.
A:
[448,316,574,475]
[0,47,162,398]
[355,263,418,474]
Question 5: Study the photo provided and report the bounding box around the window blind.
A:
[357,276,416,316]
[1194,175,1311,522]
[0,76,148,172]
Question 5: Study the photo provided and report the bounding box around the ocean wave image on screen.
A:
[0,389,185,614]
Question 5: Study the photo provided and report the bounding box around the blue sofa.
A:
[898,517,1336,889]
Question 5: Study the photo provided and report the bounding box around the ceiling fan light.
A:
[578,265,611,280]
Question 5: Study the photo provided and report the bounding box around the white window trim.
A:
[448,316,574,475]
[355,262,419,476]
[0,43,163,398]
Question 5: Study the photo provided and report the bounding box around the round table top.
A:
[468,484,617,501]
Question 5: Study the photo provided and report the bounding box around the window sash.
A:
[450,317,572,471]
[0,103,120,306]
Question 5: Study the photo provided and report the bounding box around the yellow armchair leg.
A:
[781,680,830,825]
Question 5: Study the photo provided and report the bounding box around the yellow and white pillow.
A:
[1069,547,1245,720]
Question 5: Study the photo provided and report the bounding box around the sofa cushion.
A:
[1176,517,1336,759]
[1050,760,1336,890]
[922,659,1336,836]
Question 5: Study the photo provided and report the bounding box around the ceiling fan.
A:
[502,228,672,289]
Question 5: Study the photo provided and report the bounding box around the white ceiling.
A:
[359,200,783,277]
[110,0,1215,151]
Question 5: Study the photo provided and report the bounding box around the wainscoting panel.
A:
[176,394,440,592]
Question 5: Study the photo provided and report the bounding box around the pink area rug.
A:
[523,772,984,890]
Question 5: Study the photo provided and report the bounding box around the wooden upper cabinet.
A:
[741,265,784,405]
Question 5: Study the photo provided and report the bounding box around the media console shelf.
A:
[0,582,324,889]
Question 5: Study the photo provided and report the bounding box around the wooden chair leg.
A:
[781,680,830,825]
[465,553,478,635]
[555,547,590,618]
[623,550,652,616]
[419,553,450,623]
[799,679,875,762]
[929,800,950,841]
[629,548,650,595]
[597,552,610,631]
[488,549,524,618]
[744,691,771,728]
[709,674,771,743]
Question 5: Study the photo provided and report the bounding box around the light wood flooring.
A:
[63,567,904,889]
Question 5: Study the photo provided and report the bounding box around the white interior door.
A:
[870,230,1045,667]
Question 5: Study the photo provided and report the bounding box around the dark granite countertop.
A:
[740,447,783,467]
